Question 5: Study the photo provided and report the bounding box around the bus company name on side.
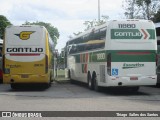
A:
[114,31,141,37]
[6,47,43,53]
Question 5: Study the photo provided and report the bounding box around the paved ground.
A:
[0,80,160,120]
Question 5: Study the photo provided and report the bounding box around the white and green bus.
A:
[66,20,157,92]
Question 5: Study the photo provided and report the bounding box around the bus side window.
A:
[67,45,72,54]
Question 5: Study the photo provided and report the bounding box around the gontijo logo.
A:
[15,31,35,40]
[111,29,155,40]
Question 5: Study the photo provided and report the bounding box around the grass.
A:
[57,69,65,76]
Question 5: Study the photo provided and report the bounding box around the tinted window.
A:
[68,27,106,54]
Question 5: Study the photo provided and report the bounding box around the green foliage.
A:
[71,16,109,38]
[136,0,151,19]
[123,0,160,20]
[83,16,109,31]
[57,56,64,64]
[123,0,136,19]
[23,21,60,46]
[152,9,160,22]
[136,0,151,6]
[0,15,11,39]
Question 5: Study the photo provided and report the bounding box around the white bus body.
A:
[67,20,157,91]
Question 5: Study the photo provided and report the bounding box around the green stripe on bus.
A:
[111,52,156,62]
[74,50,156,63]
[147,29,156,39]
[111,29,155,39]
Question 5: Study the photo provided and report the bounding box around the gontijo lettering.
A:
[114,31,142,37]
[6,48,43,52]
[111,29,155,39]
[15,31,35,40]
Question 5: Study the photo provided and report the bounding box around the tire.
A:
[87,72,94,90]
[92,73,100,92]
[68,70,74,84]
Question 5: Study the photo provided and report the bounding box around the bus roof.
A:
[6,25,46,29]
[67,19,154,43]
[68,23,107,42]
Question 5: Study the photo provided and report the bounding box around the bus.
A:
[0,39,3,83]
[66,19,157,92]
[3,25,54,89]
[156,22,160,85]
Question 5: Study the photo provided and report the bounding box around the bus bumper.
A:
[3,74,50,84]
[103,75,157,87]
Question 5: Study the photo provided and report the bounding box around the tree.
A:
[0,15,11,39]
[123,0,136,19]
[136,0,151,19]
[123,0,160,19]
[152,9,160,22]
[70,16,109,38]
[83,15,109,31]
[23,21,59,46]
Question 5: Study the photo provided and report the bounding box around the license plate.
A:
[130,77,138,80]
[21,74,29,78]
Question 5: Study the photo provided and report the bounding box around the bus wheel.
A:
[93,73,100,92]
[87,73,94,90]
[69,70,74,84]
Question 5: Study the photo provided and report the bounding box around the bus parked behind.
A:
[3,25,54,89]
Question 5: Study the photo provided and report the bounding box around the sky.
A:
[0,0,125,52]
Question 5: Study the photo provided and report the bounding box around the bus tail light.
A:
[130,77,138,80]
[45,55,48,74]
